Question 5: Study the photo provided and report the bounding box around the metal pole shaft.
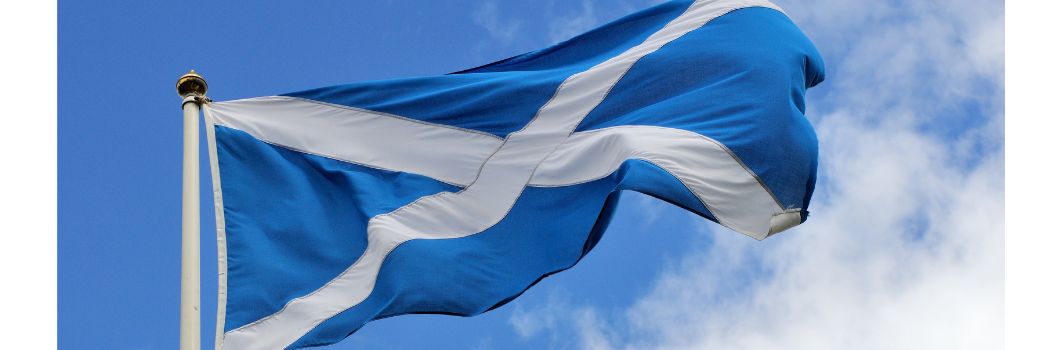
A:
[181,97,201,350]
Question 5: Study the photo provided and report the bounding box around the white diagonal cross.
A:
[210,1,796,349]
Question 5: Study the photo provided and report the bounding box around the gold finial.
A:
[177,70,208,98]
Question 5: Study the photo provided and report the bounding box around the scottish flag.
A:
[201,0,824,348]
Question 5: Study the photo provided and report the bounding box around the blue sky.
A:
[55,1,1010,350]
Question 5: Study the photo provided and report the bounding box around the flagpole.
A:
[177,71,207,350]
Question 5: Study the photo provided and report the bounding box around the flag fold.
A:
[204,0,825,348]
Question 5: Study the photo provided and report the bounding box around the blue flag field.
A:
[200,0,825,348]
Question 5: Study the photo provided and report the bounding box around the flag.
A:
[202,0,825,348]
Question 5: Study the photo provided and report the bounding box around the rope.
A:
[182,94,212,109]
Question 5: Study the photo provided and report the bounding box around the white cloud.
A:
[510,288,565,339]
[510,0,1005,348]
[594,115,1005,350]
[472,1,524,46]
[548,1,598,44]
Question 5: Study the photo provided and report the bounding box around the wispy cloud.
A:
[595,115,1004,350]
[510,287,581,343]
[508,0,1004,348]
[468,0,659,62]
[472,1,523,46]
[547,1,598,44]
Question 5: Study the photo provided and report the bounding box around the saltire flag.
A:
[201,0,825,348]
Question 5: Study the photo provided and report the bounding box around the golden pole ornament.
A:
[177,70,208,98]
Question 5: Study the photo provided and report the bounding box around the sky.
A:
[48,0,1020,349]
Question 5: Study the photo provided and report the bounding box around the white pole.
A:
[177,71,207,350]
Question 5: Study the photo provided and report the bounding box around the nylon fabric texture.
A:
[206,0,825,348]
